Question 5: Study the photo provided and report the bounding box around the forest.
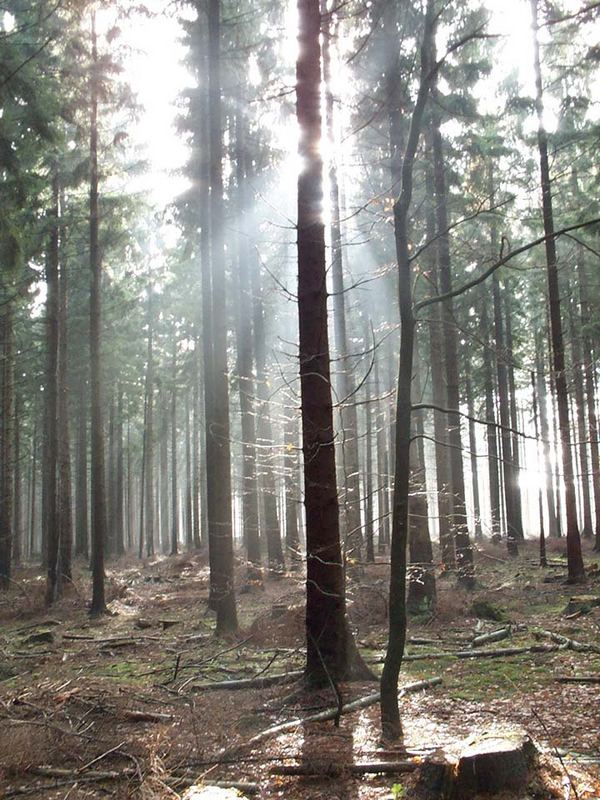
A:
[0,0,599,797]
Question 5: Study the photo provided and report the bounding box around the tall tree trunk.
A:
[364,378,375,564]
[568,282,593,539]
[575,253,600,549]
[296,0,369,686]
[321,0,363,563]
[492,270,519,556]
[531,371,548,566]
[431,98,474,586]
[535,332,559,538]
[13,392,21,567]
[425,157,454,567]
[89,12,107,615]
[0,300,14,588]
[45,172,60,603]
[481,290,502,539]
[374,357,390,552]
[75,375,89,558]
[531,0,584,581]
[159,390,170,553]
[464,367,483,540]
[234,107,261,578]
[283,411,301,566]
[115,389,125,556]
[144,291,155,558]
[29,420,38,559]
[252,262,285,573]
[185,390,193,552]
[205,0,237,632]
[57,214,73,584]
[407,353,436,613]
[380,0,434,739]
[171,342,179,556]
[504,294,525,539]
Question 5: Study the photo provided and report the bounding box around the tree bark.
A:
[531,0,584,581]
[296,0,368,685]
[89,12,107,615]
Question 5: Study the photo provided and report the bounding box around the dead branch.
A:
[271,759,419,776]
[189,669,304,692]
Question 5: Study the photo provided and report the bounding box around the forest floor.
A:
[0,539,599,800]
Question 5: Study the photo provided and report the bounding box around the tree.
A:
[296,0,370,685]
[530,0,584,582]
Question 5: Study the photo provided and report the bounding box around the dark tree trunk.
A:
[568,281,593,539]
[492,270,519,556]
[45,173,60,603]
[13,392,21,566]
[575,254,600,549]
[374,358,390,552]
[0,301,14,588]
[29,420,38,559]
[464,367,483,541]
[185,390,193,552]
[531,371,547,566]
[75,374,89,559]
[206,0,237,632]
[535,332,559,538]
[192,351,201,550]
[296,0,368,686]
[481,290,502,539]
[115,389,125,556]
[170,342,179,556]
[89,13,107,615]
[159,390,169,553]
[364,378,375,564]
[531,0,584,581]
[57,216,73,584]
[380,0,435,740]
[144,291,155,559]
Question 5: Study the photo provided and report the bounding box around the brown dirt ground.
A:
[0,540,598,799]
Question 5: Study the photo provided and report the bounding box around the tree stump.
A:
[563,595,600,616]
[418,732,538,799]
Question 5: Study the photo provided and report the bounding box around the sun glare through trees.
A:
[0,0,599,797]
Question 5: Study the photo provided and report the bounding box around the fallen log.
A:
[537,630,600,654]
[556,675,600,684]
[241,676,442,751]
[272,760,418,777]
[471,628,510,648]
[375,644,560,663]
[190,670,304,692]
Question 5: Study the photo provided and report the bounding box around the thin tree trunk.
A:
[45,172,60,603]
[481,290,502,539]
[535,332,559,538]
[89,12,107,615]
[75,375,89,559]
[531,371,547,566]
[13,392,22,566]
[0,301,14,588]
[464,367,483,540]
[504,294,525,539]
[431,98,474,586]
[425,157,454,567]
[380,0,435,739]
[57,212,73,584]
[531,0,584,581]
[170,341,179,556]
[115,388,125,555]
[321,0,363,563]
[185,390,193,552]
[144,291,155,558]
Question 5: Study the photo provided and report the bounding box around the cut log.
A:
[471,628,510,648]
[190,670,304,692]
[241,677,442,751]
[537,629,600,653]
[418,732,538,799]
